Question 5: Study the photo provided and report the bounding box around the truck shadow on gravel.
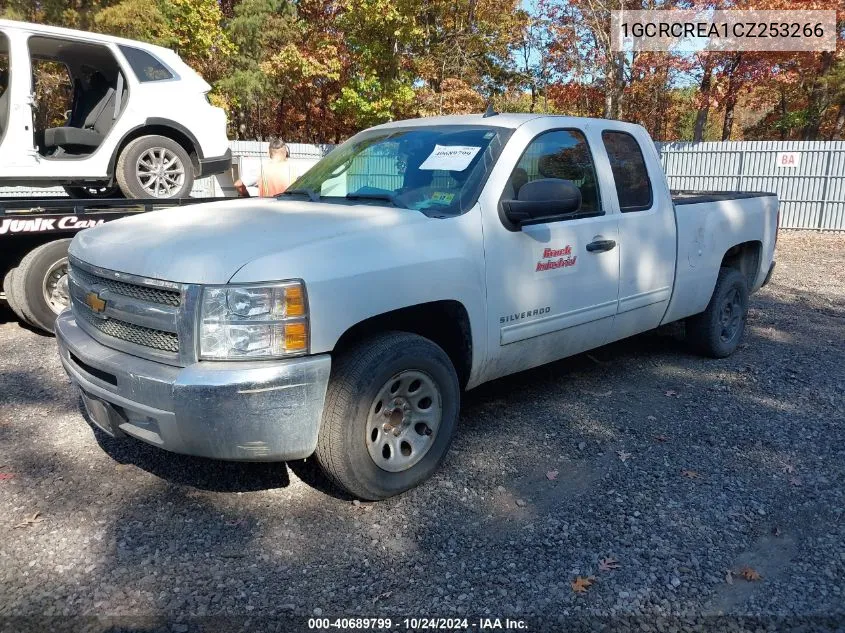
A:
[83,398,353,498]
[86,416,294,494]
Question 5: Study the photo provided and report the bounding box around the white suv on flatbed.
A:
[56,114,778,499]
[0,19,230,198]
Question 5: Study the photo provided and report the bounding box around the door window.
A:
[502,129,601,217]
[601,131,653,212]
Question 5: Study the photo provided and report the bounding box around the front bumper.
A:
[197,148,232,178]
[55,311,331,461]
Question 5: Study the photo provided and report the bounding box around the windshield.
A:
[285,124,512,216]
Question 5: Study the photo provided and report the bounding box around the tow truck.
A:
[1,193,232,333]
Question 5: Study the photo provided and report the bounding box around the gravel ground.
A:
[1,232,844,632]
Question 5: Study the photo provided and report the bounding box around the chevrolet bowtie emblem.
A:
[85,291,107,313]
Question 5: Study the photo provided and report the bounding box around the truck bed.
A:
[672,191,777,206]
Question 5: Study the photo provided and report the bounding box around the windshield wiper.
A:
[345,192,402,207]
[281,187,320,202]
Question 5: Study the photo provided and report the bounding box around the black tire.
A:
[3,268,29,324]
[686,267,749,358]
[115,134,194,199]
[63,183,124,199]
[316,332,460,500]
[9,239,73,334]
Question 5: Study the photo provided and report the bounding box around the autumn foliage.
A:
[2,0,842,142]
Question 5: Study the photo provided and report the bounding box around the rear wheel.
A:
[315,332,460,500]
[7,239,72,334]
[686,267,749,358]
[116,135,194,199]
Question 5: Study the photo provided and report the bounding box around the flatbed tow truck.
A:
[1,195,228,333]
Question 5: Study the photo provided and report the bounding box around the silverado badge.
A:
[85,291,107,314]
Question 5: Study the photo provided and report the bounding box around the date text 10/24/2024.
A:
[307,617,529,630]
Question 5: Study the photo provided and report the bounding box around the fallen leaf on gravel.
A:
[772,525,782,537]
[647,415,657,421]
[515,499,527,507]
[725,570,734,585]
[781,464,796,474]
[617,451,632,462]
[653,435,669,443]
[373,591,392,603]
[739,566,762,581]
[598,557,620,571]
[13,512,43,528]
[546,470,559,481]
[664,390,678,397]
[571,576,595,593]
[0,473,15,481]
[789,477,802,487]
[681,470,702,479]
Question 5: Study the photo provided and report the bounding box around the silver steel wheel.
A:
[366,370,443,473]
[719,287,743,342]
[42,258,69,314]
[136,147,186,198]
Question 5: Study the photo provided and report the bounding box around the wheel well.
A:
[111,125,200,179]
[720,241,761,289]
[333,301,473,390]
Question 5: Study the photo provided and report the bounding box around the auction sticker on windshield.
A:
[419,145,481,171]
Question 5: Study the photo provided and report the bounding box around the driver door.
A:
[479,125,620,382]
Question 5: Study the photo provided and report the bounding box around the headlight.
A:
[199,281,309,359]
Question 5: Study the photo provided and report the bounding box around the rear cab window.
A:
[118,45,173,82]
[601,131,653,212]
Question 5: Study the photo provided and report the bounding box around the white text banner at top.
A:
[611,10,837,53]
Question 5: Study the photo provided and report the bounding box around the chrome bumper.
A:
[55,311,331,461]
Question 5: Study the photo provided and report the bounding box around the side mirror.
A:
[501,178,582,227]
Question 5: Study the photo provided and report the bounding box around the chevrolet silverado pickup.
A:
[55,114,778,500]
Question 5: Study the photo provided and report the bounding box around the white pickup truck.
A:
[55,114,778,499]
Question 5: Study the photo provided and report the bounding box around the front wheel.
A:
[315,332,460,500]
[116,135,194,199]
[686,267,749,358]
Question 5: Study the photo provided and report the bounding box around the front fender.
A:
[229,206,488,384]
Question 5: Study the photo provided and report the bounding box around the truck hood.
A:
[69,198,428,284]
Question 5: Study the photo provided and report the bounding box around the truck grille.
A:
[69,260,183,360]
[70,266,181,307]
[78,309,179,353]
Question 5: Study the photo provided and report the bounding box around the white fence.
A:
[658,141,845,231]
[3,139,844,231]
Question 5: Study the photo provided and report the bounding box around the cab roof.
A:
[371,113,644,133]
[0,19,175,58]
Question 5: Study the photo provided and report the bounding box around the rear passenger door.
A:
[601,128,675,340]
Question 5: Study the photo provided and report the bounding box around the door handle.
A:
[586,239,616,253]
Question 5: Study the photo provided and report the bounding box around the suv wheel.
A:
[116,135,194,199]
[315,332,460,500]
